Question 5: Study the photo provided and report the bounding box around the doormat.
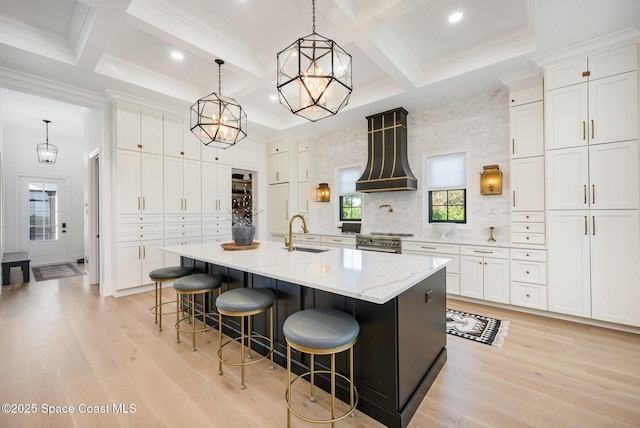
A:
[446,308,509,348]
[32,263,84,282]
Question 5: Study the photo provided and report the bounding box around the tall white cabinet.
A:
[545,44,640,327]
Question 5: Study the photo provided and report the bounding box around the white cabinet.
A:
[164,157,201,214]
[548,210,640,326]
[269,183,290,234]
[298,183,311,213]
[116,240,164,291]
[509,80,543,107]
[115,103,163,154]
[511,157,544,211]
[202,213,231,244]
[297,150,309,182]
[510,101,544,158]
[547,141,639,210]
[546,72,638,150]
[116,150,163,214]
[321,235,355,249]
[403,241,460,295]
[460,246,509,303]
[163,114,201,160]
[202,162,231,214]
[510,248,548,311]
[269,152,289,184]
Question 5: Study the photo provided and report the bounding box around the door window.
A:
[29,182,58,241]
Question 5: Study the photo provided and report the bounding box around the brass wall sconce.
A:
[316,183,330,202]
[480,165,502,195]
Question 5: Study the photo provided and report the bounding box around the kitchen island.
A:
[161,241,449,428]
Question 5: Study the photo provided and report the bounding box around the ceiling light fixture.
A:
[448,12,463,23]
[276,0,353,122]
[171,51,184,61]
[36,119,58,164]
[190,59,247,148]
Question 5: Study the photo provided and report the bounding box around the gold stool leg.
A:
[247,315,252,359]
[218,311,223,375]
[331,353,336,428]
[154,281,159,324]
[158,280,163,331]
[176,291,180,343]
[190,294,196,351]
[350,345,355,417]
[287,342,292,428]
[270,307,274,370]
[309,353,315,402]
[240,316,246,390]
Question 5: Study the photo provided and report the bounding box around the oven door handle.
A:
[357,245,399,253]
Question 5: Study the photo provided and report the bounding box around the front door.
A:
[19,176,69,265]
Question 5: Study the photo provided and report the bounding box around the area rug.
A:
[32,263,84,282]
[446,308,509,348]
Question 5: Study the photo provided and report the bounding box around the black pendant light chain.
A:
[216,58,224,95]
[312,0,316,33]
[44,119,50,147]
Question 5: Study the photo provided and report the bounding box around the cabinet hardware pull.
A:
[526,271,530,274]
[143,245,146,259]
[332,239,341,242]
[584,216,588,235]
[592,216,595,236]
[138,245,141,259]
[592,184,595,204]
[421,246,437,250]
[185,198,187,211]
[583,185,587,204]
[512,139,515,154]
[591,119,594,139]
[286,202,289,220]
[306,169,309,179]
[582,121,586,140]
[138,197,141,210]
[478,261,482,265]
[276,171,279,181]
[513,191,516,207]
[525,253,530,257]
[474,250,493,254]
[526,294,530,298]
[484,262,487,265]
[142,197,145,210]
[306,200,309,210]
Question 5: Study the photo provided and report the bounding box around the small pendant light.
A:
[36,120,58,164]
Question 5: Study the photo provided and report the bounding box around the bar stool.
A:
[283,308,359,427]
[174,272,224,351]
[149,266,193,331]
[216,287,275,389]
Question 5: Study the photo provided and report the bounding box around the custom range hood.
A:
[356,107,417,192]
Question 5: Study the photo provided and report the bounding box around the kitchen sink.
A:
[287,246,329,253]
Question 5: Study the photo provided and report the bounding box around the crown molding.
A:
[0,66,104,109]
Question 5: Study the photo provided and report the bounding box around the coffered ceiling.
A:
[1,0,639,141]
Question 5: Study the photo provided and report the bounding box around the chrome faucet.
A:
[285,214,309,252]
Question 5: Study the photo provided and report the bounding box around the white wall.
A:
[309,88,511,243]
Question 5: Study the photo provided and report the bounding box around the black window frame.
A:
[428,189,467,224]
[339,194,362,222]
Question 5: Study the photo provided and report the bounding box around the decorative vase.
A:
[232,219,255,246]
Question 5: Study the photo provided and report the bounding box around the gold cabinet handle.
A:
[584,216,588,235]
[138,196,141,210]
[143,245,146,259]
[591,119,595,139]
[142,197,145,211]
[582,121,586,140]
[513,191,516,207]
[512,139,515,155]
[584,185,587,204]
[138,245,141,259]
[185,198,187,211]
[592,184,595,205]
[592,216,595,236]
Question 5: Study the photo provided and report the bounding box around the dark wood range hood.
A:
[356,107,418,192]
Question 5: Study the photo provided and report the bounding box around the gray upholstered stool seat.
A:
[149,266,193,331]
[283,308,359,427]
[174,273,224,351]
[216,287,275,389]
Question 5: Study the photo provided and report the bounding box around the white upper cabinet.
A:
[163,114,201,160]
[116,150,163,214]
[510,101,544,158]
[297,150,309,182]
[544,44,638,90]
[545,83,589,150]
[140,109,163,154]
[115,103,163,154]
[269,151,290,184]
[511,157,545,211]
[164,157,201,214]
[202,162,231,214]
[546,147,590,210]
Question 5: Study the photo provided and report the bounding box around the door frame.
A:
[88,148,100,285]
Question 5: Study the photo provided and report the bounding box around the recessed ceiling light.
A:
[269,94,279,101]
[448,12,463,23]
[171,51,184,61]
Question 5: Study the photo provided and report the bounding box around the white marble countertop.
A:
[160,241,449,304]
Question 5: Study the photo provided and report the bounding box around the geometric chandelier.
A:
[276,0,353,122]
[36,119,58,164]
[190,59,247,148]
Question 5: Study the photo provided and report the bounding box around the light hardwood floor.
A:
[0,268,639,427]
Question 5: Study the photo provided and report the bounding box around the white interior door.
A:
[19,176,69,265]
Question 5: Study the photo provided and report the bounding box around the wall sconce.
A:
[316,183,330,202]
[480,165,502,195]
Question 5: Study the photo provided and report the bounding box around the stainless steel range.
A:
[355,233,414,254]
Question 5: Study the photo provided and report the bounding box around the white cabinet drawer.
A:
[511,223,545,234]
[511,260,547,284]
[404,251,459,274]
[321,236,356,247]
[267,140,289,155]
[164,214,201,223]
[510,248,546,262]
[460,245,509,259]
[202,228,230,237]
[512,212,545,223]
[117,214,163,224]
[165,229,201,239]
[402,241,459,255]
[511,232,546,245]
[117,224,164,242]
[300,235,321,244]
[202,213,230,222]
[511,282,547,310]
[165,222,201,232]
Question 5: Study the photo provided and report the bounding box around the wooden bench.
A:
[2,252,30,285]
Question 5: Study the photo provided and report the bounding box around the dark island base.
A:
[181,257,447,428]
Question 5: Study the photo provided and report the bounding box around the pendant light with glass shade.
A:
[276,0,353,122]
[190,59,247,147]
[36,119,58,164]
